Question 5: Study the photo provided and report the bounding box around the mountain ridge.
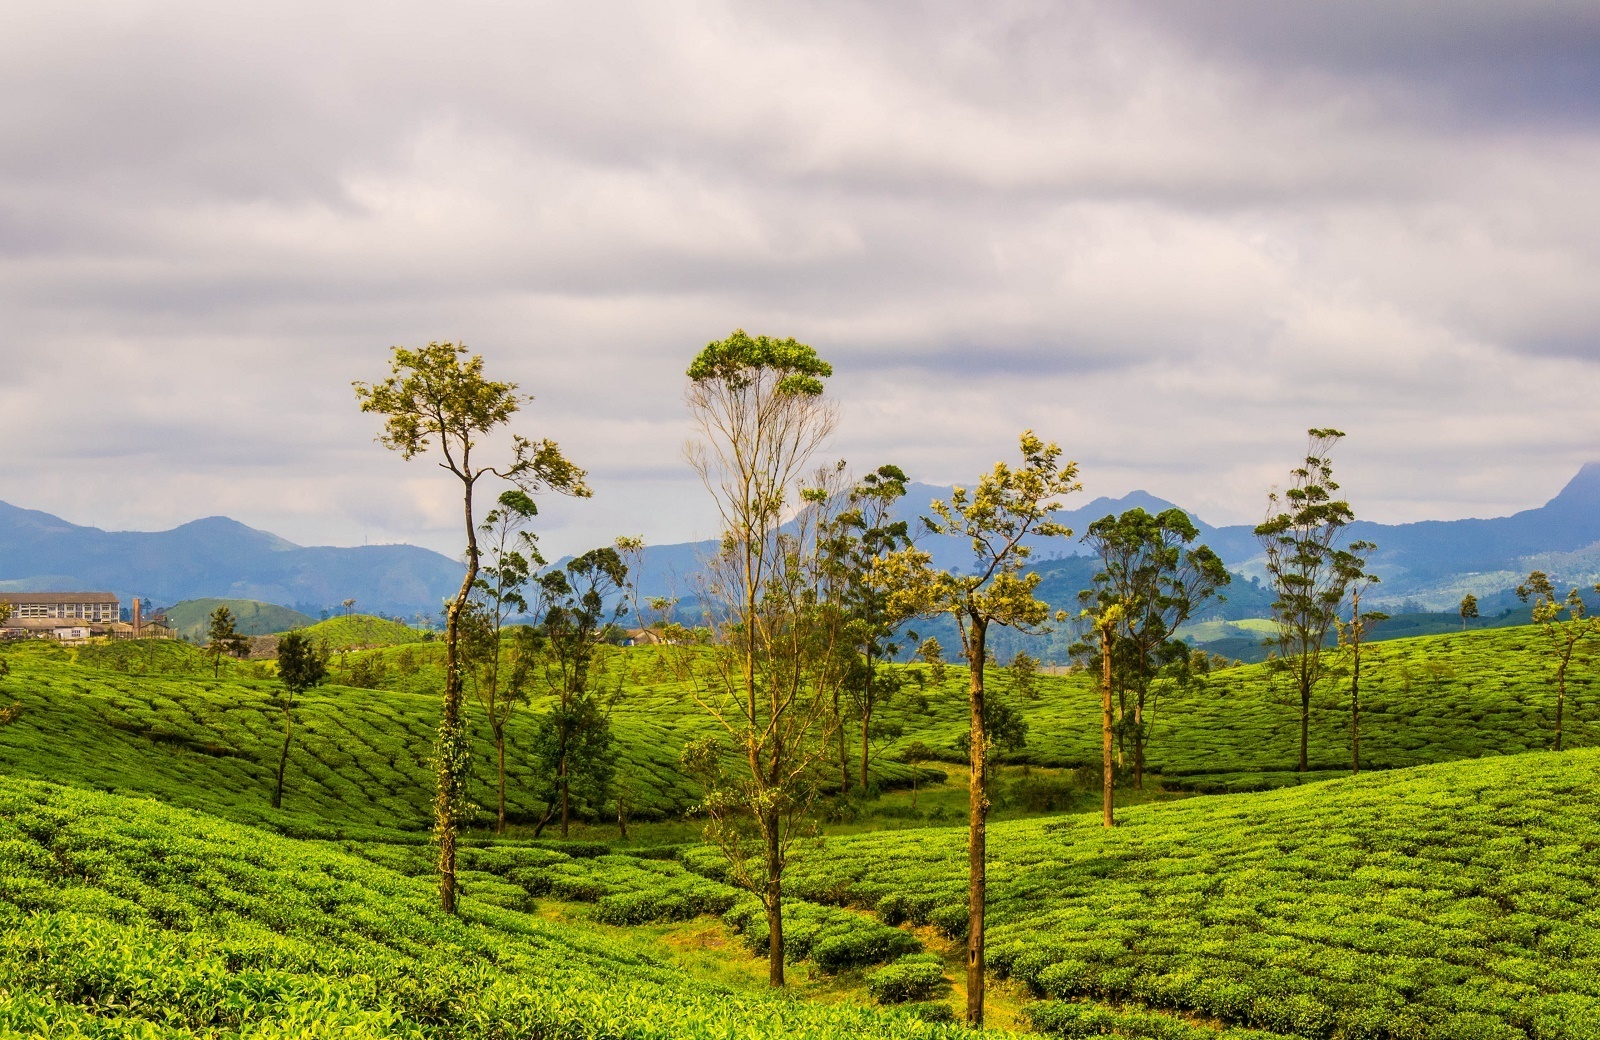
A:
[4,462,1598,618]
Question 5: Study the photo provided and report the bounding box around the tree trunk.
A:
[438,478,480,916]
[1555,660,1566,751]
[1298,667,1311,773]
[966,616,988,1029]
[273,707,293,809]
[1133,693,1145,791]
[765,818,785,987]
[495,728,507,834]
[837,689,849,795]
[1101,626,1114,829]
[617,790,628,839]
[1351,647,1361,776]
[860,708,871,795]
[560,750,570,838]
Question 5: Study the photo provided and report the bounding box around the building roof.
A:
[0,592,119,604]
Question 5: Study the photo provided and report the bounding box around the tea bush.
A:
[867,954,947,1003]
[0,777,987,1039]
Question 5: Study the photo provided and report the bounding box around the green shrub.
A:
[867,956,947,1003]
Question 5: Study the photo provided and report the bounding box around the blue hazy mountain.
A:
[4,463,1598,622]
[629,465,1600,614]
[0,501,463,618]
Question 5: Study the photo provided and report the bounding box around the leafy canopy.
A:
[353,341,588,497]
[686,328,833,397]
[879,431,1081,634]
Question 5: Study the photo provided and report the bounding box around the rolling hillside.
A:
[163,598,316,641]
[4,623,1600,1037]
[0,777,978,1039]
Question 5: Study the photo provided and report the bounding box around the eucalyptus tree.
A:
[1256,429,1363,773]
[1516,571,1600,751]
[354,342,588,914]
[1334,543,1383,775]
[1459,593,1480,630]
[530,546,629,837]
[272,630,326,809]
[467,489,544,833]
[677,329,847,987]
[1075,507,1229,791]
[823,464,915,795]
[876,431,1081,1028]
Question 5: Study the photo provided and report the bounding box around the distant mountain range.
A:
[3,462,1598,621]
[628,465,1600,614]
[0,501,463,618]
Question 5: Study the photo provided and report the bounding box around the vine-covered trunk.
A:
[438,482,479,916]
[1101,630,1114,829]
[272,708,293,810]
[966,617,988,1029]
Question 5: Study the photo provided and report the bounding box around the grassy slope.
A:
[740,748,1600,1040]
[871,625,1600,780]
[3,625,1595,840]
[0,777,983,1040]
[0,641,935,835]
[301,614,428,649]
[164,598,316,640]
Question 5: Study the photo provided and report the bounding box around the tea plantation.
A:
[0,777,986,1039]
[3,622,1600,1036]
[745,748,1600,1040]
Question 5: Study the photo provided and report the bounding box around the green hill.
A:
[4,623,1600,1035]
[163,597,316,640]
[301,613,430,649]
[0,777,979,1039]
[743,747,1600,1039]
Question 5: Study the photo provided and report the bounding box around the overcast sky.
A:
[4,1,1599,559]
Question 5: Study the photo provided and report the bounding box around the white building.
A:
[0,592,120,642]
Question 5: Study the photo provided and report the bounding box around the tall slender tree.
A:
[466,489,543,833]
[1075,507,1229,791]
[354,342,588,914]
[272,630,326,809]
[1459,593,1480,631]
[824,464,915,795]
[1076,602,1122,828]
[877,431,1081,1028]
[1333,542,1383,775]
[1516,571,1600,751]
[1256,429,1363,773]
[677,329,846,987]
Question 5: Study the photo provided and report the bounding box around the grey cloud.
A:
[1,1,1599,561]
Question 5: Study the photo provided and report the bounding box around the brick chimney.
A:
[132,597,142,636]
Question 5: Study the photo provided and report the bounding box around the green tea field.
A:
[3,621,1600,1037]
